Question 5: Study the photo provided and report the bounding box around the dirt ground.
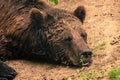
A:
[5,0,120,80]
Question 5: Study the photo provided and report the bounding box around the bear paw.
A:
[0,63,17,80]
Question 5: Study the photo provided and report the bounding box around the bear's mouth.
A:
[79,51,92,67]
[58,50,92,67]
[69,52,92,67]
[80,59,92,67]
[60,55,92,67]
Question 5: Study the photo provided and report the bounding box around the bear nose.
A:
[81,50,92,58]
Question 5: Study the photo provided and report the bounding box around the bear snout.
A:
[79,50,92,66]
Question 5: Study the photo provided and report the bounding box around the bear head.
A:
[6,2,92,67]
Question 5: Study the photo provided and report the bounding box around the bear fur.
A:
[0,0,92,80]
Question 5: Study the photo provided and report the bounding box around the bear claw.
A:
[0,63,17,80]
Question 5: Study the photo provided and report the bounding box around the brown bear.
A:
[0,0,92,80]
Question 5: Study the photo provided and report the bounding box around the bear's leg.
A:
[0,63,17,80]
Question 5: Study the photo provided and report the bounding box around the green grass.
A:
[49,0,58,5]
[66,77,72,80]
[108,68,120,80]
[92,51,97,57]
[66,69,102,80]
[96,42,106,50]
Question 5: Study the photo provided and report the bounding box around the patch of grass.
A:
[108,68,120,80]
[92,51,97,57]
[66,77,72,80]
[71,69,102,80]
[96,42,106,50]
[49,0,58,5]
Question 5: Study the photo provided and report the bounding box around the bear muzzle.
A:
[69,49,92,67]
[79,50,92,67]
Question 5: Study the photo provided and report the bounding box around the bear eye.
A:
[64,36,72,43]
[81,33,87,41]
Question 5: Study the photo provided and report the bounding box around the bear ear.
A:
[30,8,47,24]
[74,6,86,23]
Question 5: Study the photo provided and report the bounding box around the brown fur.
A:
[0,0,92,65]
[0,0,92,79]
